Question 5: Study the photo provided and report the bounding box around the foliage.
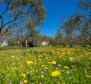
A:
[55,28,63,46]
[0,0,45,44]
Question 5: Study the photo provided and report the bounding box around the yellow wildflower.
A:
[26,60,34,65]
[61,52,65,56]
[51,70,61,77]
[50,61,56,65]
[60,50,65,55]
[24,80,28,84]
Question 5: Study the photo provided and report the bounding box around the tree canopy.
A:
[0,0,45,44]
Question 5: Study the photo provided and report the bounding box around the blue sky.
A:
[38,0,80,37]
[0,0,80,37]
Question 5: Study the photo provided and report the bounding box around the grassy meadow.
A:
[0,47,91,84]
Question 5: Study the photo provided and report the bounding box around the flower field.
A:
[0,47,91,84]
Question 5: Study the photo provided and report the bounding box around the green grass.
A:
[0,47,91,84]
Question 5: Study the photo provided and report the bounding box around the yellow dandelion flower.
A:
[61,52,65,56]
[24,80,28,84]
[50,61,56,65]
[26,60,34,65]
[51,70,61,77]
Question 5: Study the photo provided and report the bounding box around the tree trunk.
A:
[25,40,28,47]
[0,38,2,47]
[17,39,20,46]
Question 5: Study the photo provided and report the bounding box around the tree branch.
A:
[0,16,3,26]
[0,14,19,30]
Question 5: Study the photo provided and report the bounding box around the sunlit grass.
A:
[0,47,91,84]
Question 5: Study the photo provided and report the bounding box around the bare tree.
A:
[62,14,82,47]
[54,28,63,46]
[78,0,91,46]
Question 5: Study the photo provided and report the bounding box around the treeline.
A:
[52,0,91,47]
[7,0,91,47]
[0,0,91,48]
